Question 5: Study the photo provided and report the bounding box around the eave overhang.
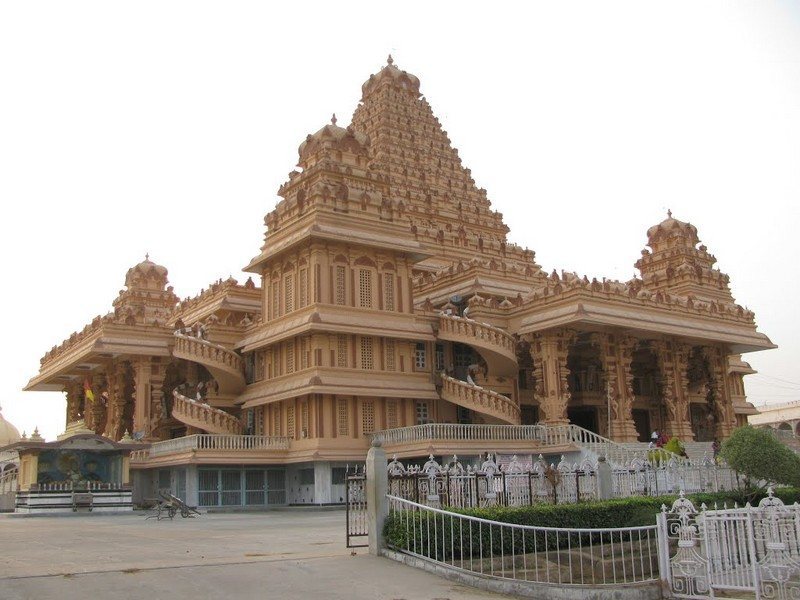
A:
[513,297,775,354]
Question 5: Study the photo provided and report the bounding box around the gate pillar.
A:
[366,440,388,556]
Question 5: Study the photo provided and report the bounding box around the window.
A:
[300,337,309,370]
[435,343,445,372]
[286,341,295,374]
[299,268,308,307]
[284,274,295,314]
[336,398,349,436]
[335,266,346,305]
[358,269,373,308]
[415,401,429,425]
[360,337,374,370]
[337,335,348,368]
[361,400,375,434]
[386,399,398,428]
[331,467,346,486]
[287,405,295,439]
[270,405,281,436]
[299,468,315,486]
[385,340,396,371]
[301,401,309,437]
[383,275,395,311]
[271,280,280,319]
[414,342,427,370]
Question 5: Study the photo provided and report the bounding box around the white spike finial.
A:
[387,54,394,65]
[331,113,337,126]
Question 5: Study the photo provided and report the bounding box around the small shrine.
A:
[0,420,141,513]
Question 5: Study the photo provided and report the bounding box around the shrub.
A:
[720,426,800,490]
[384,488,800,557]
[664,437,685,457]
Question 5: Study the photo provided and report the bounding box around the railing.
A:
[33,481,125,491]
[371,423,549,447]
[613,459,741,497]
[173,333,245,378]
[171,390,243,435]
[440,374,520,425]
[0,470,18,494]
[388,454,598,507]
[146,434,290,457]
[387,495,660,586]
[438,314,517,358]
[543,424,694,468]
[658,489,800,599]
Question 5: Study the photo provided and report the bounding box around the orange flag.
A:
[83,376,95,403]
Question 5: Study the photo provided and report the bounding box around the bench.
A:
[72,492,93,512]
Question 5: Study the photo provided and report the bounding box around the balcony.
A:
[130,434,290,467]
[369,423,577,458]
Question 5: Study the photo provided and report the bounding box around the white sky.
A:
[1,1,799,441]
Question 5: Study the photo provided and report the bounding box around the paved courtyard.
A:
[0,509,512,600]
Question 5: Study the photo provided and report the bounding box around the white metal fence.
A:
[386,453,740,509]
[657,488,800,599]
[387,494,660,586]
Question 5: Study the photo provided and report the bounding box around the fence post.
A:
[597,455,614,500]
[366,439,388,556]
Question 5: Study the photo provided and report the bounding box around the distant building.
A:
[23,57,775,506]
[749,401,800,435]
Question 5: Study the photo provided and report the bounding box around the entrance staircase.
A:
[439,373,520,424]
[170,390,243,435]
[172,333,246,395]
[550,426,694,468]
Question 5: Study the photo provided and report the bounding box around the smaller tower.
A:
[635,211,733,303]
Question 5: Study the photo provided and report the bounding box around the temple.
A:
[22,57,775,507]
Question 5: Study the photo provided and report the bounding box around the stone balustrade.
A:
[173,333,244,374]
[371,423,548,447]
[438,314,517,357]
[439,374,520,425]
[171,390,243,435]
[138,433,289,458]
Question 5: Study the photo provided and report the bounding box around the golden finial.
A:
[331,113,337,126]
[387,54,394,66]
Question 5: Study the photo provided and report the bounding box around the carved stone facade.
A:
[23,58,773,503]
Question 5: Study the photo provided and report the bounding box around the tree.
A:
[720,426,800,494]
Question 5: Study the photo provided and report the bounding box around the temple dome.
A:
[124,254,169,288]
[361,55,421,98]
[646,210,699,245]
[0,406,21,447]
[298,115,369,162]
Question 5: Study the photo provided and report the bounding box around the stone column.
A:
[149,358,165,439]
[131,358,151,438]
[531,329,575,427]
[65,381,81,424]
[89,374,107,435]
[599,333,639,442]
[704,346,736,438]
[653,341,694,441]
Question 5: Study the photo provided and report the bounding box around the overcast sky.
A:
[2,1,798,441]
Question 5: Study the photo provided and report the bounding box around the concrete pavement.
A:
[0,509,513,600]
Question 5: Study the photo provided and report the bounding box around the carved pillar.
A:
[653,341,694,441]
[65,381,81,424]
[89,374,107,435]
[149,358,165,440]
[598,333,639,442]
[531,329,575,426]
[131,358,151,438]
[704,346,736,438]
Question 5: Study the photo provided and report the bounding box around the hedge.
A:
[384,488,800,559]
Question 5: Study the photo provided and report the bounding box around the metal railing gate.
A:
[345,466,367,548]
[658,488,800,599]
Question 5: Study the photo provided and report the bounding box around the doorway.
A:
[567,407,598,434]
[632,409,650,442]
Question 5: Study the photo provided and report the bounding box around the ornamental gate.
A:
[658,488,800,599]
[345,466,368,548]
